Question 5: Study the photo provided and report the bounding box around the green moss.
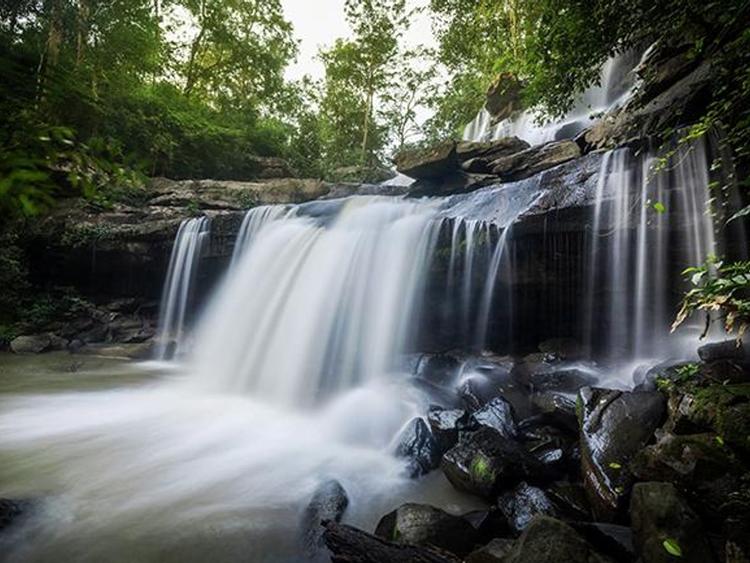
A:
[60,223,114,248]
[470,454,495,484]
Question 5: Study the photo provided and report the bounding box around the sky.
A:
[281,0,436,81]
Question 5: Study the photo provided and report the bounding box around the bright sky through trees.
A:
[282,0,436,80]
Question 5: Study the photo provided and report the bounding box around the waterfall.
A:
[463,51,640,145]
[584,136,724,360]
[231,205,296,266]
[190,198,444,406]
[154,217,211,360]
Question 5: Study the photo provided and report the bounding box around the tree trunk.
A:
[361,70,373,166]
[184,1,207,97]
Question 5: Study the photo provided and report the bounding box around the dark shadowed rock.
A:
[490,141,581,182]
[630,482,715,563]
[374,503,479,556]
[394,141,457,180]
[538,338,586,361]
[465,538,517,563]
[394,418,441,478]
[630,432,742,527]
[518,417,574,474]
[570,522,634,563]
[503,516,614,563]
[460,509,511,543]
[530,391,578,431]
[407,171,499,198]
[497,482,558,534]
[465,397,518,438]
[441,428,549,499]
[300,480,349,559]
[546,481,591,521]
[578,387,666,520]
[323,520,461,563]
[697,339,749,363]
[0,499,28,532]
[427,407,467,454]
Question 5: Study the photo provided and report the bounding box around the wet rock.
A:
[460,509,511,543]
[497,482,558,534]
[465,397,518,438]
[394,418,441,478]
[578,388,666,520]
[465,538,516,563]
[630,432,742,527]
[545,481,591,521]
[585,60,712,149]
[300,480,349,558]
[570,523,634,563]
[458,138,530,174]
[323,520,461,563]
[701,359,749,384]
[503,516,614,563]
[0,499,27,532]
[538,338,586,361]
[635,41,702,101]
[394,141,457,180]
[518,416,575,474]
[408,171,498,198]
[697,339,749,363]
[633,359,701,391]
[724,498,750,563]
[427,407,466,453]
[513,360,597,394]
[374,503,479,556]
[457,377,499,412]
[662,382,750,455]
[415,354,461,386]
[630,482,715,563]
[490,141,581,182]
[10,334,53,354]
[441,427,549,499]
[530,391,578,431]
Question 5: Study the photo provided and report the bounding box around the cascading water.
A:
[230,205,296,267]
[192,197,444,406]
[154,216,211,360]
[584,135,732,360]
[463,51,640,145]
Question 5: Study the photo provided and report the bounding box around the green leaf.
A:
[652,201,666,213]
[663,538,682,557]
[608,462,622,469]
[716,436,725,446]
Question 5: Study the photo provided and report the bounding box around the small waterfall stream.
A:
[154,217,211,360]
[463,51,640,145]
[584,136,732,360]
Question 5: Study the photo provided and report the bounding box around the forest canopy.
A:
[1,0,749,218]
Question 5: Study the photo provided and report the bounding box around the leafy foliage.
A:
[428,0,750,139]
[0,0,298,219]
[673,258,750,340]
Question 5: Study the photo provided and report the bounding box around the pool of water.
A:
[0,351,483,563]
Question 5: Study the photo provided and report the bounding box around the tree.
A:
[176,0,296,112]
